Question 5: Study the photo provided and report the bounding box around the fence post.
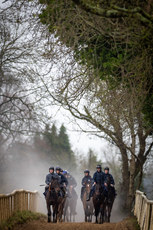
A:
[134,190,153,230]
[0,190,38,223]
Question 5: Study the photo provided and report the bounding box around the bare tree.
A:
[0,0,55,145]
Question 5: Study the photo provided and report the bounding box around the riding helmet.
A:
[84,169,90,174]
[63,170,68,175]
[96,165,102,169]
[49,166,54,171]
[55,166,61,171]
[104,167,109,171]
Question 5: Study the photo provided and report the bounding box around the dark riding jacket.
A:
[93,171,105,185]
[82,175,93,187]
[104,173,115,185]
[67,175,77,187]
[45,172,55,185]
[55,173,68,186]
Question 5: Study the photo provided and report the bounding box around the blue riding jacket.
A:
[104,173,115,185]
[82,175,93,187]
[45,172,55,185]
[93,171,105,185]
[55,173,68,186]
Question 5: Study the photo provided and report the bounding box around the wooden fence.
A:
[134,190,153,230]
[0,189,38,223]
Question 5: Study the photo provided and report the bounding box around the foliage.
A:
[34,124,77,171]
[78,148,102,175]
[38,0,153,128]
[0,210,45,230]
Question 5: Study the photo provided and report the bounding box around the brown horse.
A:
[93,183,106,224]
[45,177,66,223]
[63,185,78,222]
[82,183,94,222]
[104,176,116,222]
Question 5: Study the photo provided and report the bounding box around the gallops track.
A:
[13,218,138,230]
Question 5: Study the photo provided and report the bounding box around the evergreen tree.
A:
[58,124,71,153]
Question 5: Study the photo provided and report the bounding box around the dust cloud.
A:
[0,144,126,223]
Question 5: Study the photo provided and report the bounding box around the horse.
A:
[92,183,106,224]
[45,177,66,223]
[82,183,94,222]
[63,185,78,222]
[104,176,116,222]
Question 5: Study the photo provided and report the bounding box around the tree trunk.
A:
[118,143,130,207]
[126,155,136,210]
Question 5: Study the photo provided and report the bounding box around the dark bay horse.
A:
[82,183,94,222]
[93,183,106,224]
[63,185,78,222]
[45,177,66,223]
[104,176,116,222]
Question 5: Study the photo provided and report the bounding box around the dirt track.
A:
[14,217,139,230]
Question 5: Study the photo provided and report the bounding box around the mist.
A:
[0,139,128,223]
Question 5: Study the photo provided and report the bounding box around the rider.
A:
[104,167,116,196]
[86,165,105,201]
[66,171,77,188]
[55,167,68,197]
[81,169,93,201]
[63,170,78,213]
[43,166,55,196]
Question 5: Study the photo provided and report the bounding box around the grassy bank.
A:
[123,216,140,230]
[0,210,46,230]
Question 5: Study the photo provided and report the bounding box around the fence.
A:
[0,189,38,223]
[134,190,153,230]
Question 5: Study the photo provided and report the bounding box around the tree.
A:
[0,0,56,145]
[34,123,77,171]
[81,148,102,174]
[36,0,153,209]
[38,0,153,129]
[59,124,71,152]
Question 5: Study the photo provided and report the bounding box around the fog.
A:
[0,143,127,223]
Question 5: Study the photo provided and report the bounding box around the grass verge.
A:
[124,216,140,230]
[0,210,46,230]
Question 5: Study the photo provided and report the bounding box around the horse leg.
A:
[85,214,87,222]
[108,202,113,222]
[101,202,106,224]
[95,207,99,224]
[47,203,51,223]
[73,214,75,222]
[70,211,71,222]
[53,205,57,223]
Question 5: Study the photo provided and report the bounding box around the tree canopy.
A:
[39,0,153,128]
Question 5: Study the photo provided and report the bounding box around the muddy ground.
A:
[13,216,139,230]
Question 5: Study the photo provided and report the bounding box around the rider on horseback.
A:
[81,169,93,201]
[104,167,116,196]
[55,167,68,197]
[43,166,55,196]
[66,172,77,188]
[86,165,105,201]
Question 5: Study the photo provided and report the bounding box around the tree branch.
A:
[72,0,153,26]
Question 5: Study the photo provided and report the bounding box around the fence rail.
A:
[134,190,153,230]
[0,189,38,223]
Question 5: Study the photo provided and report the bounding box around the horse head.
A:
[105,175,112,189]
[85,183,92,194]
[95,183,103,196]
[50,176,61,193]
